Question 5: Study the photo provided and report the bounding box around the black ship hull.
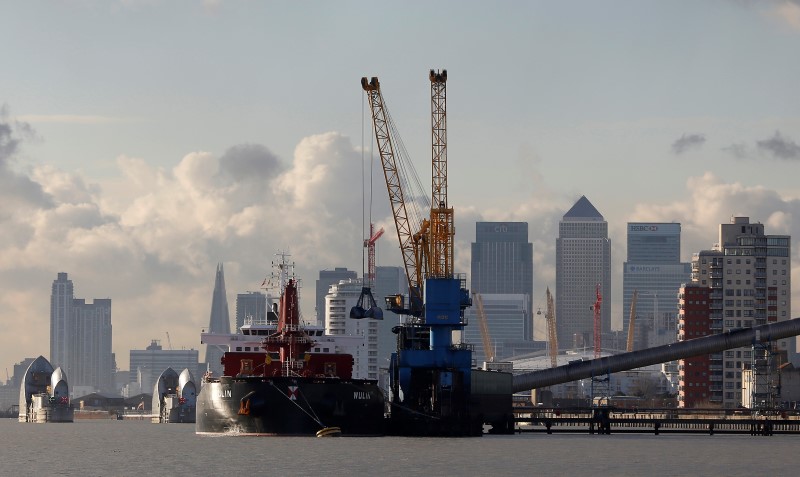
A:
[196,376,385,436]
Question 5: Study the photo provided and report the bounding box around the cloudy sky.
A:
[2,1,800,374]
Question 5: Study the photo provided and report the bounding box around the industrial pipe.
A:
[512,317,800,393]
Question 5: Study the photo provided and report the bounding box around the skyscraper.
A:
[235,291,268,331]
[689,216,791,408]
[70,298,113,392]
[49,273,113,393]
[464,294,530,365]
[555,196,611,350]
[50,272,73,370]
[465,222,534,363]
[205,263,231,374]
[622,223,691,350]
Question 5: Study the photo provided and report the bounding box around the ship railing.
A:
[262,335,315,344]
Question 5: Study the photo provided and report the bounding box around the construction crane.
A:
[365,223,385,286]
[545,287,558,368]
[473,293,494,363]
[165,332,173,350]
[626,289,639,352]
[361,76,427,316]
[592,284,602,359]
[350,223,385,319]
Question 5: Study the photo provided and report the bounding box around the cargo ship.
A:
[196,257,385,436]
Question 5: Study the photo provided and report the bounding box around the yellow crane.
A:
[361,70,453,315]
[361,76,427,315]
[545,287,558,368]
[626,289,638,352]
[473,293,494,363]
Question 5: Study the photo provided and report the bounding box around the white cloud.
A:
[0,130,367,372]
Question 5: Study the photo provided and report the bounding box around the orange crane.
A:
[545,287,558,368]
[592,284,602,359]
[626,289,638,352]
[428,69,454,280]
[473,293,494,363]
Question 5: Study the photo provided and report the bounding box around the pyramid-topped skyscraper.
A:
[556,196,611,351]
[205,263,231,374]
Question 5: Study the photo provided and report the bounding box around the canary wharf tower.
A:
[555,196,611,350]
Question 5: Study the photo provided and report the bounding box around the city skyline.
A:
[1,2,800,374]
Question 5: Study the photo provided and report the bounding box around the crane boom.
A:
[361,77,424,314]
[593,284,602,359]
[545,287,558,368]
[626,289,638,352]
[473,293,494,363]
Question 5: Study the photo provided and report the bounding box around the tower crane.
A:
[365,223,385,286]
[592,284,602,359]
[545,287,558,368]
[350,223,385,319]
[165,331,173,350]
[626,289,638,352]
[473,293,494,363]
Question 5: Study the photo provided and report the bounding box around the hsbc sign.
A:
[628,223,681,235]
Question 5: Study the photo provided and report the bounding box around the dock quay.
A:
[514,407,800,436]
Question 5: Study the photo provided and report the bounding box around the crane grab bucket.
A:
[349,287,384,320]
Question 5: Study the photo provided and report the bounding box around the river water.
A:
[3,418,799,476]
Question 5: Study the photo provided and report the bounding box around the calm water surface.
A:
[3,418,799,476]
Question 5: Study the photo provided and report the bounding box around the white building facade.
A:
[325,279,379,380]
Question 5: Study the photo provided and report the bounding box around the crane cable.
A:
[361,90,366,279]
[384,106,430,232]
[361,90,378,281]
